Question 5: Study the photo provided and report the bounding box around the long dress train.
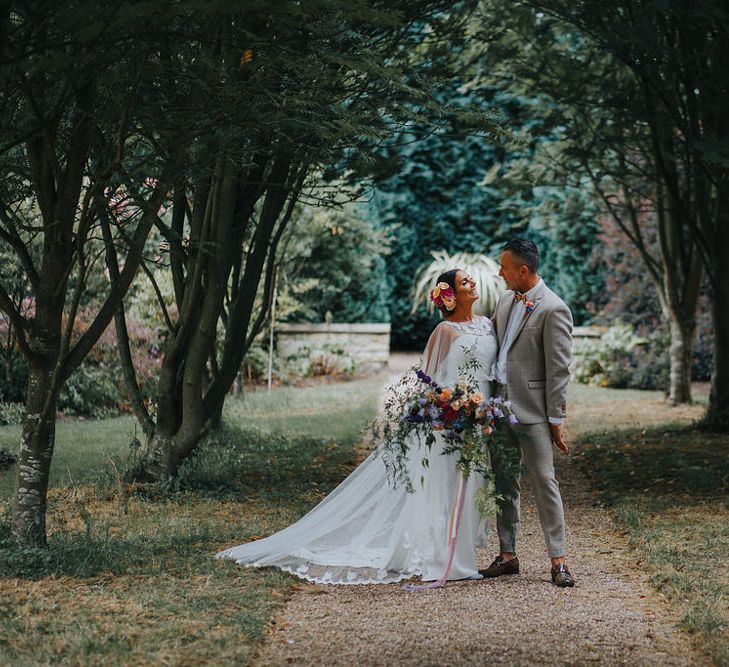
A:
[215,316,498,584]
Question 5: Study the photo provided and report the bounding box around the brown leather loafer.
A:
[551,563,575,587]
[479,555,520,578]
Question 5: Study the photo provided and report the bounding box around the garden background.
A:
[0,1,727,665]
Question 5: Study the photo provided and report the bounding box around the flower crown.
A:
[429,282,456,312]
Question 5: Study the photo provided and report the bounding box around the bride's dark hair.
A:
[434,269,459,315]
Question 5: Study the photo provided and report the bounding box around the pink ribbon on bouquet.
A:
[403,471,469,591]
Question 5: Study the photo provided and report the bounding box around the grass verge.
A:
[0,376,385,665]
[572,386,729,666]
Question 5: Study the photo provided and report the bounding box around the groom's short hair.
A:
[503,239,539,273]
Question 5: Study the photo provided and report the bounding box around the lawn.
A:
[0,376,385,665]
[0,415,138,501]
[569,384,729,665]
[0,378,726,665]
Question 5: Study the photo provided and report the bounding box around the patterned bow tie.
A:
[513,292,536,314]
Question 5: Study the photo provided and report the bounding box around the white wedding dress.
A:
[216,316,498,584]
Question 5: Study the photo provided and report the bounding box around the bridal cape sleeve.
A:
[422,321,476,388]
[422,322,460,381]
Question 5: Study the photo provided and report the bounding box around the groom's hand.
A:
[550,423,569,454]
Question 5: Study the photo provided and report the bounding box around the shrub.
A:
[692,291,714,382]
[589,214,713,384]
[0,401,25,426]
[58,363,123,419]
[623,330,670,391]
[0,352,28,404]
[240,345,272,384]
[573,323,650,388]
[310,347,356,377]
[280,202,391,325]
[280,343,356,380]
[54,306,162,418]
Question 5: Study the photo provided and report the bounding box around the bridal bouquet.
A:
[375,363,518,514]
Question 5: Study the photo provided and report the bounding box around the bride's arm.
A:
[422,323,461,384]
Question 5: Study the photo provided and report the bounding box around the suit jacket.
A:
[493,281,573,425]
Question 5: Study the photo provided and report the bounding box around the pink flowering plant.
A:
[374,359,519,516]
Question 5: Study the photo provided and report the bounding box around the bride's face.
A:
[454,270,478,305]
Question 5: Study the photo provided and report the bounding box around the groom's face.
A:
[499,251,526,292]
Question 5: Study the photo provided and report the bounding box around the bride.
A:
[216,268,499,584]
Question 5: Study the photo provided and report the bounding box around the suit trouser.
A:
[494,421,567,559]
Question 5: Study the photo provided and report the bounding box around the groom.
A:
[482,239,575,587]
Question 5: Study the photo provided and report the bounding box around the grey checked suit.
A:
[492,280,573,558]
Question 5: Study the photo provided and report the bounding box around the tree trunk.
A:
[133,431,184,482]
[127,148,304,484]
[11,363,57,547]
[667,312,695,405]
[705,269,729,432]
[703,184,729,431]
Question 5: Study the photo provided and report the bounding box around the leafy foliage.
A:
[368,77,604,348]
[374,363,519,503]
[572,323,650,389]
[279,202,391,324]
[589,215,713,385]
[499,0,729,420]
[0,401,24,426]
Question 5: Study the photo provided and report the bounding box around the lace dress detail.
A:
[444,315,495,337]
[443,317,498,381]
[216,317,499,584]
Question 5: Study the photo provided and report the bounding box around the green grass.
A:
[572,387,729,666]
[0,416,138,500]
[227,377,385,440]
[0,375,385,665]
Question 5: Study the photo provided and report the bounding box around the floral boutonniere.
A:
[513,292,536,315]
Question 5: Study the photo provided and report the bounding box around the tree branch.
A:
[0,209,40,290]
[245,165,308,350]
[99,208,154,436]
[64,180,168,376]
[0,283,35,361]
[169,184,187,306]
[139,258,175,333]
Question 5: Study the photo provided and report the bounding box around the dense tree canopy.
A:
[2,0,728,551]
[0,1,174,546]
[0,0,496,543]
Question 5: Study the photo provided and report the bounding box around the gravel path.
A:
[252,357,704,666]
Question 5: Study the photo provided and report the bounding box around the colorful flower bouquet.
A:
[374,363,519,516]
[373,361,521,591]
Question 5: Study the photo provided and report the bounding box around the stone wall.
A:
[573,325,606,342]
[276,323,600,377]
[277,323,391,374]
